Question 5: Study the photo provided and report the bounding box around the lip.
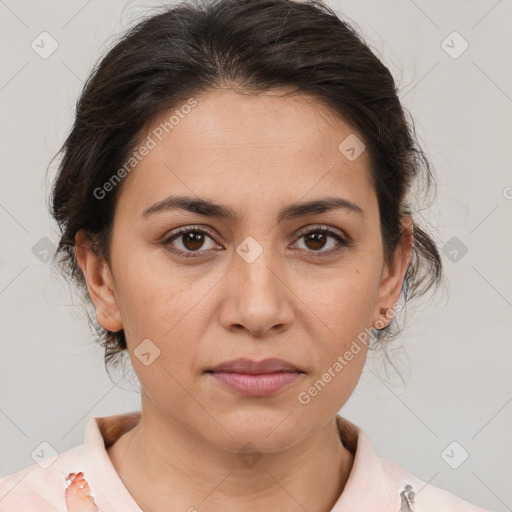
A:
[206,358,305,397]
[207,357,304,374]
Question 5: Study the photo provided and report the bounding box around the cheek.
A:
[292,271,377,413]
[115,264,194,339]
[296,264,379,384]
[113,246,216,363]
[114,258,207,406]
[299,262,380,341]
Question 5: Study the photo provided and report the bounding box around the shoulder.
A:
[0,444,82,511]
[380,457,493,512]
[335,415,493,511]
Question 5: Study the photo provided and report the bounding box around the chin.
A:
[196,407,307,453]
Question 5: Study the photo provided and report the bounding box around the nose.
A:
[219,245,294,337]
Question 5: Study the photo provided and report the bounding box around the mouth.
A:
[206,357,305,374]
[205,358,305,397]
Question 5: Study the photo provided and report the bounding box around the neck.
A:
[107,400,354,512]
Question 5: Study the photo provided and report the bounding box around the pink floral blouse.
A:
[0,411,493,511]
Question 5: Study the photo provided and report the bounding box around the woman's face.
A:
[78,87,411,451]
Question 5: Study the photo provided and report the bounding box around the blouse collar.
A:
[81,411,400,511]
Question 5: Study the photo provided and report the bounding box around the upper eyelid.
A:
[164,224,348,247]
[295,224,346,237]
[165,223,346,237]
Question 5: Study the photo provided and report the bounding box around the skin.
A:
[75,87,413,512]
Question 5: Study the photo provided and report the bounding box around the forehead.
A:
[117,88,376,221]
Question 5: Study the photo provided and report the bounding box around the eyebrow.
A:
[141,195,364,222]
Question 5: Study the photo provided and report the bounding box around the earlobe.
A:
[372,216,414,329]
[74,230,123,333]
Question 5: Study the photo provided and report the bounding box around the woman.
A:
[0,0,493,510]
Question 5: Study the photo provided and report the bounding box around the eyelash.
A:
[161,225,351,260]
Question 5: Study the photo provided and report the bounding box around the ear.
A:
[372,215,413,329]
[74,230,123,333]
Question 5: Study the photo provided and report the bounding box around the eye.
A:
[162,226,222,258]
[161,225,351,260]
[291,225,350,257]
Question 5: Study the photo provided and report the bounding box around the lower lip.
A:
[208,371,303,397]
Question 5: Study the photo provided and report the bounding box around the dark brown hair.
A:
[50,0,443,372]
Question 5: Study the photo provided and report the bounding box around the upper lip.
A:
[207,358,304,374]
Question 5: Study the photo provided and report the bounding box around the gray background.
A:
[0,0,510,510]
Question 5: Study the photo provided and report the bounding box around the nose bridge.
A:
[221,233,292,334]
[235,234,282,300]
